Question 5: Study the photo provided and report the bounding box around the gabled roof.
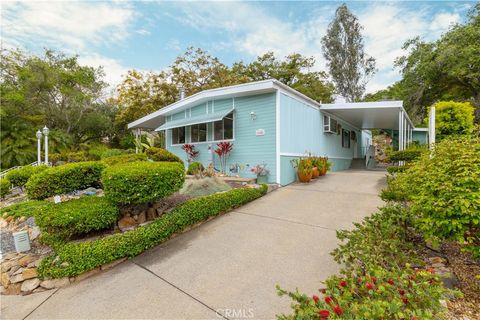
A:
[128,79,320,129]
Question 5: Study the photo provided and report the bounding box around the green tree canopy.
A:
[430,101,475,140]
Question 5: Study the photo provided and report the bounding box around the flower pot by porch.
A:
[297,170,312,183]
[319,166,327,176]
[311,167,320,179]
[256,175,268,184]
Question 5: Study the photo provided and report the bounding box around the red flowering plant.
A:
[181,144,199,164]
[276,265,457,319]
[215,141,233,174]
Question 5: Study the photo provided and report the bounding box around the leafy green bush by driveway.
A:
[35,196,119,242]
[146,147,183,164]
[0,179,12,198]
[101,153,147,166]
[26,162,105,200]
[0,200,50,219]
[6,165,48,188]
[102,161,185,205]
[38,185,268,279]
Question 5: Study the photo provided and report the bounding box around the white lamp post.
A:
[36,130,42,165]
[42,126,49,165]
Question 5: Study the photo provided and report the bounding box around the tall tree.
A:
[321,3,376,102]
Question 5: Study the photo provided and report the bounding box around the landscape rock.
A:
[1,272,10,287]
[8,265,21,275]
[147,208,157,220]
[10,274,23,283]
[30,226,41,241]
[13,267,24,275]
[137,211,146,224]
[21,278,40,292]
[3,283,21,295]
[18,255,36,267]
[118,216,136,230]
[40,277,70,289]
[22,268,37,280]
[1,260,14,272]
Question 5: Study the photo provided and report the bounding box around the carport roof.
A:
[320,101,414,130]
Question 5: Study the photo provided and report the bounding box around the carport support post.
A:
[429,107,436,151]
[135,128,141,154]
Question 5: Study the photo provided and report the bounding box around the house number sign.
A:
[256,129,265,136]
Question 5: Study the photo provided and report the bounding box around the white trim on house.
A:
[279,152,352,160]
[275,90,281,184]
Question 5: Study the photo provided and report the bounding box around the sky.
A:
[1,1,475,94]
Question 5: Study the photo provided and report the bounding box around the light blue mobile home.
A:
[129,80,417,185]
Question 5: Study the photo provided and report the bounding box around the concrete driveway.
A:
[1,170,386,320]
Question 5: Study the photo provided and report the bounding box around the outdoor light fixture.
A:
[36,130,42,164]
[42,126,49,165]
[250,111,257,120]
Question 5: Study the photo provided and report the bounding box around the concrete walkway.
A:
[1,170,386,320]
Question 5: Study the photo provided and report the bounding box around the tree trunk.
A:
[474,91,480,123]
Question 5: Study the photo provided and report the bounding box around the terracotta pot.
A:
[311,167,320,179]
[319,166,327,176]
[297,170,312,183]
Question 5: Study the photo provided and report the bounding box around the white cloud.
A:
[1,1,135,51]
[78,54,130,89]
[170,2,467,94]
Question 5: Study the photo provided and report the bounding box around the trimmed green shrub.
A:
[100,148,125,159]
[180,177,231,198]
[26,161,105,200]
[0,179,12,198]
[146,147,183,164]
[102,161,185,205]
[38,185,268,278]
[1,200,50,219]
[432,101,475,140]
[385,137,480,257]
[389,149,424,162]
[386,165,407,175]
[101,153,147,166]
[6,165,48,188]
[187,161,204,175]
[35,196,119,242]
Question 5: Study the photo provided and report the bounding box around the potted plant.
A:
[310,157,321,179]
[319,156,332,176]
[291,158,313,183]
[251,164,270,184]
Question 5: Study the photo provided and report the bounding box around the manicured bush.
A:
[5,165,48,188]
[26,161,105,200]
[102,161,185,205]
[0,200,50,219]
[100,148,125,159]
[277,265,453,320]
[433,101,475,140]
[187,161,204,175]
[386,165,408,175]
[101,153,147,166]
[385,137,480,257]
[389,149,424,162]
[35,196,119,242]
[0,179,12,198]
[38,185,268,278]
[146,147,183,164]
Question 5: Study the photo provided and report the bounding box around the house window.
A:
[342,129,350,148]
[213,112,234,141]
[172,127,185,145]
[191,123,207,143]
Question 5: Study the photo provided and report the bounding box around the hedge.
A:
[146,147,183,164]
[0,200,50,219]
[35,196,119,242]
[386,165,408,175]
[389,149,424,162]
[0,179,12,198]
[5,165,48,188]
[38,185,268,278]
[26,161,105,200]
[101,153,147,166]
[187,161,204,175]
[102,161,185,205]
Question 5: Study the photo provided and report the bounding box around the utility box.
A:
[13,230,31,253]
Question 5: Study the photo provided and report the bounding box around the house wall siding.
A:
[279,93,360,185]
[165,93,277,182]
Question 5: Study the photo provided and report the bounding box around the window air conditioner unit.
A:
[323,115,338,134]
